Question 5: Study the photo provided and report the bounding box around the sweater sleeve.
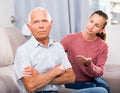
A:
[61,35,70,52]
[83,44,108,78]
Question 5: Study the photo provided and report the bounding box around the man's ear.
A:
[51,20,53,24]
[26,23,32,32]
[26,23,30,28]
[27,23,30,29]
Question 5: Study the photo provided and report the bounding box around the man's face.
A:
[28,10,52,41]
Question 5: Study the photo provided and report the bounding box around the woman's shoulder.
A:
[97,38,108,48]
[65,32,82,39]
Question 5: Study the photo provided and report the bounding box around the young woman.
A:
[61,10,110,93]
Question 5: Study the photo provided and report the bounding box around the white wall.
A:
[106,25,120,64]
[1,0,119,65]
[0,0,15,27]
[80,0,90,30]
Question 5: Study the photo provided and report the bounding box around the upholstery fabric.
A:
[0,27,26,93]
[0,28,13,67]
[6,27,26,59]
[102,64,120,93]
[0,71,19,93]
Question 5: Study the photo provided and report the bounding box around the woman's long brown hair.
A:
[90,10,108,40]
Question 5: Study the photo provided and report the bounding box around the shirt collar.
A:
[31,36,55,48]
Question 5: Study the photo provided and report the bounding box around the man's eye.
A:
[43,21,47,24]
[90,20,93,23]
[33,21,39,24]
[42,21,49,25]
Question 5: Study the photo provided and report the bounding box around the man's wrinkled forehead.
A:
[28,7,52,23]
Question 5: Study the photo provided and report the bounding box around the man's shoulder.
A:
[52,40,64,49]
[17,39,32,51]
[53,40,62,46]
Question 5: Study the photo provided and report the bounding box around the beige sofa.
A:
[0,27,120,93]
[0,27,26,93]
[102,64,120,93]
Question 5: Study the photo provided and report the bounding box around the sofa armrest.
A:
[102,64,120,93]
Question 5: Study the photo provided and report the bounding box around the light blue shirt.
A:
[14,36,72,93]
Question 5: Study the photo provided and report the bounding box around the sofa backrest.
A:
[0,27,26,67]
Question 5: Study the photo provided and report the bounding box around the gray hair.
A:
[28,7,52,24]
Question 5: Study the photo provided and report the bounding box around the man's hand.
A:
[76,55,92,66]
[54,64,65,76]
[23,65,65,77]
[22,65,66,92]
[23,66,40,77]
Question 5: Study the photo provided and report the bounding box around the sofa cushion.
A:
[0,27,26,67]
[0,65,17,83]
[0,27,13,67]
[0,75,19,93]
[102,64,120,93]
[6,27,26,59]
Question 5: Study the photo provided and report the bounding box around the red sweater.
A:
[61,32,108,81]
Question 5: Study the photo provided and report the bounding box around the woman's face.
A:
[86,14,106,35]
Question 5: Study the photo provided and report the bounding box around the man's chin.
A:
[37,37,48,41]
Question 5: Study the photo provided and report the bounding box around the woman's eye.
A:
[95,24,101,28]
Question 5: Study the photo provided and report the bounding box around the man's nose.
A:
[39,22,44,27]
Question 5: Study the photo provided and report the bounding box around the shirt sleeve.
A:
[14,47,31,80]
[58,43,72,69]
